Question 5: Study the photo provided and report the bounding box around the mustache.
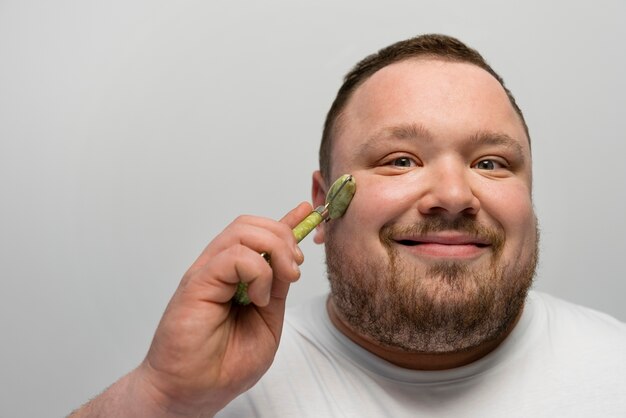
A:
[380,215,505,253]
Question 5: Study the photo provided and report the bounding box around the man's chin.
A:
[326,253,534,353]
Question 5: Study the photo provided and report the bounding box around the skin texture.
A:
[312,58,538,370]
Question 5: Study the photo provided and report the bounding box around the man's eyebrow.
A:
[355,124,527,162]
[356,123,432,156]
[469,132,526,161]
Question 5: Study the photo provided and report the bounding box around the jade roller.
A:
[233,174,356,305]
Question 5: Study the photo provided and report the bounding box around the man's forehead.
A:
[335,58,528,147]
[348,58,511,113]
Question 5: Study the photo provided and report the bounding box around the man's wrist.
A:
[126,364,221,418]
[69,367,215,418]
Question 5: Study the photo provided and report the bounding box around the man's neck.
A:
[326,296,522,371]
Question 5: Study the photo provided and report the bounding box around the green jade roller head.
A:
[234,174,356,305]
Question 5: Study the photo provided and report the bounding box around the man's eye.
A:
[390,157,415,167]
[473,159,501,170]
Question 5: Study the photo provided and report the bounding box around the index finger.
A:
[280,201,314,229]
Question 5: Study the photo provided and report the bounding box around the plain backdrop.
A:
[1,1,625,416]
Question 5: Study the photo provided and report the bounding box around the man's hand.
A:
[69,202,312,417]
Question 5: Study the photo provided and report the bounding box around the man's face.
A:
[315,59,538,353]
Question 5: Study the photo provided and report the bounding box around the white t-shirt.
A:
[218,291,626,417]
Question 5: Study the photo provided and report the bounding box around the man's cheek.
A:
[354,186,416,223]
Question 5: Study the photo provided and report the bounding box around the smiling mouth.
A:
[393,239,491,259]
[397,239,489,248]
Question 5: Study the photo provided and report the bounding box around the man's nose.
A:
[416,162,480,217]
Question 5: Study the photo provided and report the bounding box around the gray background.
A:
[1,1,625,416]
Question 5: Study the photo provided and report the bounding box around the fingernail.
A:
[294,245,303,262]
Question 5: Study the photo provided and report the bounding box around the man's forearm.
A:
[67,368,208,418]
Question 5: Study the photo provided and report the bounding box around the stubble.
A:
[325,216,538,353]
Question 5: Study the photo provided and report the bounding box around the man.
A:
[70,34,626,417]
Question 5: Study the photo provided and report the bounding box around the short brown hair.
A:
[319,34,529,181]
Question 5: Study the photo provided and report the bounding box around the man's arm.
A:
[68,370,188,418]
[69,202,312,417]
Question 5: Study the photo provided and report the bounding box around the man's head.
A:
[319,34,529,183]
[312,34,538,356]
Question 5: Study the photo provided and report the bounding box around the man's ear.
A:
[311,170,327,244]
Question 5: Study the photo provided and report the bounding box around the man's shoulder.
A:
[528,290,626,347]
[530,290,625,326]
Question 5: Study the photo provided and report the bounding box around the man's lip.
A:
[392,233,491,247]
[391,234,491,259]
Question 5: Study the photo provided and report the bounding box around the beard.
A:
[325,215,538,354]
